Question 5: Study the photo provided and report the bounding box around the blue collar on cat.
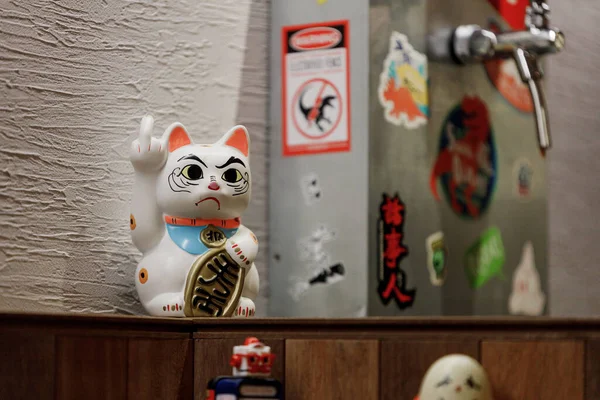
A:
[166,224,237,255]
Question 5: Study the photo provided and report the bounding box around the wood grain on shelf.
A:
[194,337,285,400]
[586,339,600,400]
[128,338,194,400]
[56,336,128,400]
[2,312,600,333]
[482,340,584,400]
[380,340,479,400]
[0,333,55,400]
[285,340,379,400]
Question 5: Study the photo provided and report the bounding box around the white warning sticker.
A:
[282,20,351,156]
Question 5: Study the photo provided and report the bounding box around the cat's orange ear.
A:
[218,125,249,157]
[162,123,193,152]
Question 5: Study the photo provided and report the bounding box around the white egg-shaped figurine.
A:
[416,354,493,400]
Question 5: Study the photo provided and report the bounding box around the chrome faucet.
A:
[429,0,565,153]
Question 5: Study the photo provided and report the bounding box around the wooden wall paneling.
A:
[194,337,284,400]
[56,336,128,400]
[481,340,584,400]
[586,339,600,400]
[285,340,379,400]
[380,340,479,400]
[0,333,55,400]
[128,338,194,400]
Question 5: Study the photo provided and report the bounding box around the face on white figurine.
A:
[156,125,251,219]
[230,337,274,377]
[418,355,493,400]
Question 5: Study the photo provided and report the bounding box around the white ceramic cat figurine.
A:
[416,354,494,400]
[129,115,259,318]
[508,241,546,316]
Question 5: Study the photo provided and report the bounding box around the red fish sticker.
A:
[377,193,416,309]
[430,96,497,219]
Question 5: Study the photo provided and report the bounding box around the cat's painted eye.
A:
[222,168,243,183]
[181,164,203,180]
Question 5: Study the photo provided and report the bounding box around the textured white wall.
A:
[0,0,269,315]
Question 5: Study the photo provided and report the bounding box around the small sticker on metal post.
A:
[426,231,448,286]
[513,158,533,201]
[464,226,505,289]
[509,241,546,316]
[378,32,428,129]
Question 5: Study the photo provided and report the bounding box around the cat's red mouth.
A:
[195,197,221,210]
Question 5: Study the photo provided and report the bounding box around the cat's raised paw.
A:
[130,115,168,172]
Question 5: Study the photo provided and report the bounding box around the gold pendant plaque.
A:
[200,224,227,248]
[183,246,245,317]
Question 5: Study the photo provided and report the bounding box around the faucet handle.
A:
[526,1,551,29]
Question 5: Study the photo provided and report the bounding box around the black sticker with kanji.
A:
[377,193,416,309]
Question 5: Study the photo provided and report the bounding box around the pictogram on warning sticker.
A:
[293,78,342,140]
[282,21,351,156]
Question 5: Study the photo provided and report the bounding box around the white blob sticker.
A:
[378,32,428,129]
[300,173,322,206]
[289,225,345,301]
[508,241,546,316]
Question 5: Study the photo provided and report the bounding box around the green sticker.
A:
[464,226,505,289]
[426,231,447,286]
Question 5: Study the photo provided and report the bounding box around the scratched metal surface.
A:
[0,0,270,316]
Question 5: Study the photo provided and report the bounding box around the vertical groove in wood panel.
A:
[482,340,584,400]
[285,340,379,400]
[127,338,194,400]
[194,337,285,400]
[56,336,128,400]
[380,340,479,400]
[586,340,600,400]
[0,333,55,400]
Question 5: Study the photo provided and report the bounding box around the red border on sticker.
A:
[281,20,351,157]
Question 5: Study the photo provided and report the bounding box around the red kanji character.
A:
[382,195,404,226]
[381,273,413,302]
[384,228,407,268]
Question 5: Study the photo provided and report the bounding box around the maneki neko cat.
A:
[129,115,259,318]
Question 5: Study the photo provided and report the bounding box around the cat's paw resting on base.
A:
[233,297,256,318]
